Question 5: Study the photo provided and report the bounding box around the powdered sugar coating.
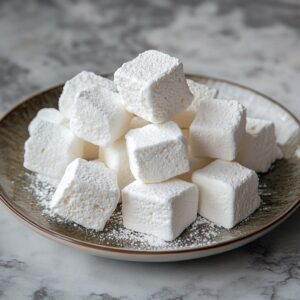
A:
[122,179,198,241]
[24,121,84,179]
[125,121,190,183]
[237,117,282,172]
[114,50,193,123]
[192,160,260,229]
[50,158,120,231]
[190,99,246,161]
[28,108,68,135]
[59,71,116,119]
[70,85,132,147]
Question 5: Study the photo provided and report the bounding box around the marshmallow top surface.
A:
[24,121,84,178]
[246,117,273,134]
[35,108,66,124]
[50,158,119,230]
[237,117,281,172]
[193,160,256,189]
[126,121,183,149]
[193,99,245,132]
[123,178,196,203]
[29,108,67,135]
[115,50,180,85]
[59,71,116,118]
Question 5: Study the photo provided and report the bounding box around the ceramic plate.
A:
[0,75,299,262]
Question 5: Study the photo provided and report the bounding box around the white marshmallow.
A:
[237,118,282,173]
[59,71,116,119]
[114,50,193,123]
[129,116,150,129]
[122,179,198,241]
[50,158,119,231]
[190,99,246,161]
[24,121,84,178]
[192,160,260,229]
[173,79,218,128]
[70,85,132,147]
[102,138,134,190]
[28,108,68,135]
[29,108,99,161]
[125,121,190,183]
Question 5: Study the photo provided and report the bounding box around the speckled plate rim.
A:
[0,74,299,262]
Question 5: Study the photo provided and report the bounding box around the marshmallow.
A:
[50,158,119,231]
[237,118,281,173]
[70,85,132,147]
[102,138,134,190]
[28,108,68,135]
[190,99,246,161]
[24,121,84,178]
[125,121,190,183]
[173,79,218,128]
[129,116,150,129]
[122,179,198,241]
[192,160,260,229]
[114,50,193,123]
[29,108,98,161]
[59,71,116,119]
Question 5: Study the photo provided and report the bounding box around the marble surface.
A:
[0,0,299,299]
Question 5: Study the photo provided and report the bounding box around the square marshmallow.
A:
[192,160,260,229]
[29,109,98,161]
[122,179,198,241]
[173,79,218,128]
[24,121,84,178]
[125,121,190,183]
[102,138,134,190]
[50,158,120,231]
[237,118,282,172]
[70,85,132,147]
[190,99,246,161]
[114,50,193,123]
[59,71,116,119]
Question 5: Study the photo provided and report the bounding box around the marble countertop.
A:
[0,0,299,299]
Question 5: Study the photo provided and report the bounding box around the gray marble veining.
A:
[0,0,299,299]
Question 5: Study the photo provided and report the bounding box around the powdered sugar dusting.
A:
[24,172,56,216]
[23,172,222,250]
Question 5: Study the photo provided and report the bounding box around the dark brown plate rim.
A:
[0,74,299,256]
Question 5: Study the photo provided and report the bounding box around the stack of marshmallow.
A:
[24,50,282,241]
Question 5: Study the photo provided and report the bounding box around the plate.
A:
[0,75,299,262]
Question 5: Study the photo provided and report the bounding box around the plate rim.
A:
[0,74,299,257]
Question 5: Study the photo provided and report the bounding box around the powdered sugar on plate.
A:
[23,172,222,250]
